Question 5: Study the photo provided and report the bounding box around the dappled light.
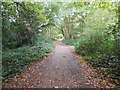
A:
[2,1,119,88]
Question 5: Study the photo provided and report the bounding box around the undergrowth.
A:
[62,39,77,45]
[62,31,120,87]
[2,39,53,80]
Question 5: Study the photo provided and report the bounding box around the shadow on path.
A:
[3,41,101,88]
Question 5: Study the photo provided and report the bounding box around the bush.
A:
[74,31,120,86]
[4,42,17,49]
[2,39,53,80]
[62,39,76,45]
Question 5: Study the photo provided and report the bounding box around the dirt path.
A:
[3,41,101,88]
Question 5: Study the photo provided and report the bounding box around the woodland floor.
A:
[3,41,114,88]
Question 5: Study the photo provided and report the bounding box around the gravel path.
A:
[3,41,100,88]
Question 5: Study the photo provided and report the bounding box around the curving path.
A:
[3,41,101,88]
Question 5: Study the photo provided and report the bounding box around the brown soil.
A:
[3,41,111,88]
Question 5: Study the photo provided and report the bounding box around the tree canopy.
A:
[2,1,120,87]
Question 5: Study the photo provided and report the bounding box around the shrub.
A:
[74,31,120,86]
[2,39,53,80]
[62,38,76,45]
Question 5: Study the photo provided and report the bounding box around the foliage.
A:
[76,18,119,87]
[2,39,53,80]
[62,39,76,45]
[2,2,56,49]
[2,2,55,80]
[2,1,119,87]
[62,2,119,87]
